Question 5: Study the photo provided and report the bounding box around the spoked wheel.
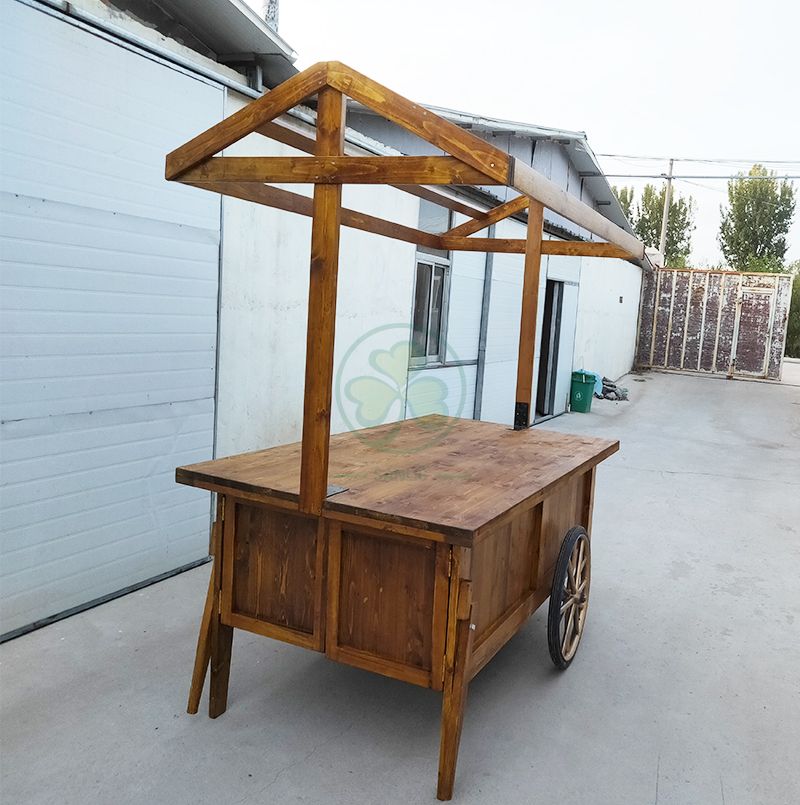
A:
[547,526,591,670]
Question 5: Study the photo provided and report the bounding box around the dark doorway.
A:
[536,280,564,418]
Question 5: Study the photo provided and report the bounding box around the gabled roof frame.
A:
[166,61,647,515]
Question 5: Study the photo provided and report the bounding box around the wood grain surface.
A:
[177,415,618,544]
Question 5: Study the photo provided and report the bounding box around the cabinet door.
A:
[221,500,325,651]
[326,522,450,689]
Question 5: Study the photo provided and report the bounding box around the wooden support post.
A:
[299,86,346,515]
[209,501,234,718]
[514,201,544,429]
[437,577,474,801]
[187,496,233,717]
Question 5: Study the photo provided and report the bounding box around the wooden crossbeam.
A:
[445,195,530,238]
[327,62,512,185]
[181,156,501,186]
[440,237,636,259]
[258,118,486,219]
[514,202,544,430]
[182,177,634,259]
[166,62,329,179]
[182,180,441,250]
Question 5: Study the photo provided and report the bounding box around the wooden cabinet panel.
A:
[222,502,324,650]
[471,505,540,643]
[537,471,591,587]
[326,524,448,688]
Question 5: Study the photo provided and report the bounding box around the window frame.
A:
[409,252,452,369]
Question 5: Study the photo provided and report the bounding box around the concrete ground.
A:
[2,371,799,805]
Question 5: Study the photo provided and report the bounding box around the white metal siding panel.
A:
[446,236,485,363]
[479,219,526,425]
[406,365,476,420]
[0,2,222,635]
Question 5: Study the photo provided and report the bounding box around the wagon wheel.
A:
[547,526,590,670]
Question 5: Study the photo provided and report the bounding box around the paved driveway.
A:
[2,371,799,804]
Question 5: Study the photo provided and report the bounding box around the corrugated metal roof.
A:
[425,104,634,236]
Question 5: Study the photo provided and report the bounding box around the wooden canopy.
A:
[165,61,646,515]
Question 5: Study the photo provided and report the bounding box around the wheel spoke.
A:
[562,606,575,652]
[567,555,577,590]
[560,596,575,615]
[576,541,585,582]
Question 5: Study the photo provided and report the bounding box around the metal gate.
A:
[636,269,793,380]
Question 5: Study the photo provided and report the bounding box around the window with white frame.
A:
[410,200,451,367]
[411,258,450,365]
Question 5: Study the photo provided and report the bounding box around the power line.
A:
[597,154,800,164]
[602,174,800,180]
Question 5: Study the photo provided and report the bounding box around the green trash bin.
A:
[570,371,595,413]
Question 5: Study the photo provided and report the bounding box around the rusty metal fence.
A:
[636,269,793,380]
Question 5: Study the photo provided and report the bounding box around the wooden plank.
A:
[514,202,544,430]
[431,543,451,691]
[470,506,538,643]
[182,180,442,251]
[437,578,474,801]
[186,495,224,715]
[331,528,437,674]
[187,568,215,714]
[468,584,550,679]
[177,415,619,544]
[312,519,327,651]
[327,61,511,185]
[181,155,501,185]
[512,159,645,258]
[544,241,635,258]
[165,62,329,179]
[210,501,234,718]
[229,504,318,635]
[445,194,529,238]
[440,236,636,258]
[299,86,346,515]
[255,117,485,219]
[226,612,318,650]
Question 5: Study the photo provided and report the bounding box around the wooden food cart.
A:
[166,63,643,800]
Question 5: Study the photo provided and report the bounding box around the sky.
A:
[258,0,799,265]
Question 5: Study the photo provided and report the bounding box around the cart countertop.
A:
[176,415,618,544]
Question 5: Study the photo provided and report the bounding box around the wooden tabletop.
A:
[177,415,618,544]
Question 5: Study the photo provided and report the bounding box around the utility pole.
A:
[658,157,674,262]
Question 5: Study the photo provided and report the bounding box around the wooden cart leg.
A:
[437,581,474,801]
[186,497,233,718]
[187,569,215,714]
[209,608,233,718]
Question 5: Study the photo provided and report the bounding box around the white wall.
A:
[0,1,222,635]
[479,218,530,425]
[215,93,419,456]
[573,257,643,381]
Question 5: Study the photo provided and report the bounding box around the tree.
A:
[786,260,800,359]
[613,185,635,221]
[613,184,695,266]
[634,184,695,266]
[718,164,796,271]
